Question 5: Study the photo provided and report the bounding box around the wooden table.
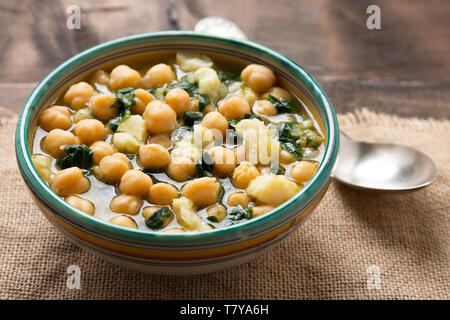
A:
[1,0,449,119]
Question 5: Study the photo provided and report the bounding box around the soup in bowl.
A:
[16,32,339,274]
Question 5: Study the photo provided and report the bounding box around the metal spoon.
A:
[195,17,437,191]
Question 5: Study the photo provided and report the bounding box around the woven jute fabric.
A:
[0,108,448,300]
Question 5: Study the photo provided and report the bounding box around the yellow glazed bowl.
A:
[15,32,339,275]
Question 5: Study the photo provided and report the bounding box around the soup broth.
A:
[31,51,325,233]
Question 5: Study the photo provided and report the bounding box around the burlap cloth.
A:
[0,107,448,300]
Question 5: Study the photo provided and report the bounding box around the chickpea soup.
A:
[31,51,325,233]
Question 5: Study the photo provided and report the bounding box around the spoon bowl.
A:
[334,134,437,191]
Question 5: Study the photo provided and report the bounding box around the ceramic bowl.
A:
[15,31,339,275]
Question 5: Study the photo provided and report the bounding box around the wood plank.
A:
[0,0,448,120]
[1,0,449,82]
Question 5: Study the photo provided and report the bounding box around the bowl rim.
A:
[15,31,339,246]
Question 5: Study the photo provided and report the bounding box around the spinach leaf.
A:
[114,87,136,109]
[108,87,136,132]
[145,207,172,230]
[207,215,219,223]
[280,141,302,159]
[227,205,253,225]
[56,144,93,170]
[167,81,199,96]
[217,70,240,82]
[277,122,295,141]
[244,113,265,122]
[266,94,299,113]
[269,164,284,175]
[217,184,225,203]
[197,151,213,177]
[198,94,210,111]
[277,122,303,159]
[228,118,241,128]
[183,111,204,127]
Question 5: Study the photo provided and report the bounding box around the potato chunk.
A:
[176,51,213,72]
[112,132,140,154]
[117,115,148,143]
[246,175,300,206]
[32,154,53,183]
[194,67,221,100]
[235,118,279,165]
[172,197,212,232]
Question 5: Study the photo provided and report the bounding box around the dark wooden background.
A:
[1,0,449,119]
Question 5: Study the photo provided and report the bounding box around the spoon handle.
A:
[195,17,248,40]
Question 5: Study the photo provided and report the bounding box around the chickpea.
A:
[43,129,77,158]
[143,100,177,135]
[64,82,94,110]
[166,156,197,182]
[218,96,250,119]
[90,70,110,86]
[251,205,274,218]
[138,144,171,170]
[109,65,141,90]
[89,93,118,121]
[119,170,153,196]
[73,119,106,146]
[262,86,294,101]
[280,149,295,164]
[234,144,246,163]
[202,103,216,114]
[132,88,153,115]
[149,134,172,149]
[190,98,199,112]
[141,206,160,220]
[227,192,251,208]
[202,111,228,137]
[165,88,192,117]
[142,206,174,228]
[110,194,142,215]
[252,100,277,116]
[182,177,220,207]
[148,183,179,205]
[51,167,90,196]
[65,195,95,216]
[95,153,130,184]
[109,215,137,229]
[209,146,236,176]
[290,161,319,183]
[206,204,227,222]
[232,162,260,189]
[241,64,276,93]
[164,227,186,233]
[111,152,130,163]
[141,63,175,89]
[89,141,115,165]
[38,106,72,132]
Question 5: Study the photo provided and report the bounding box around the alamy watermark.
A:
[66,5,81,30]
[366,265,382,290]
[67,264,81,289]
[366,5,381,30]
